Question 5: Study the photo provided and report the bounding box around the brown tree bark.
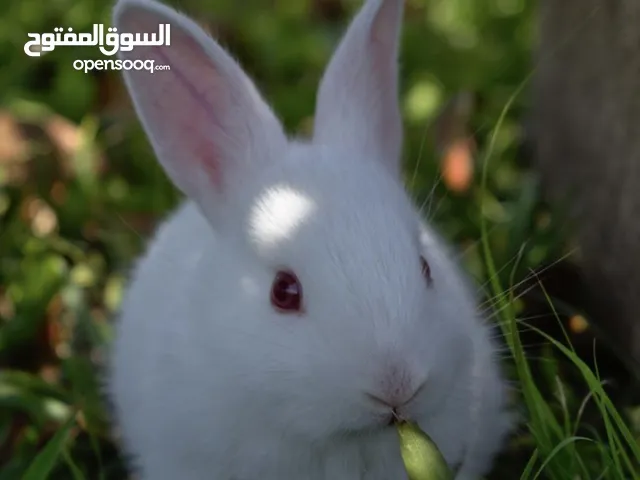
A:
[533,1,640,375]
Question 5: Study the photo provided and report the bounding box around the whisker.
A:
[417,173,444,219]
[477,249,576,314]
[426,188,449,222]
[454,223,504,262]
[409,117,434,193]
[473,242,530,296]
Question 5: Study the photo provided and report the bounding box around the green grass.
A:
[477,80,640,480]
[1,0,639,478]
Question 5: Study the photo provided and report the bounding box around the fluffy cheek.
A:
[266,375,373,441]
[404,326,474,416]
[403,342,476,465]
[411,378,473,467]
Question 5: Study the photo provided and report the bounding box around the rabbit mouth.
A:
[371,409,405,431]
[389,408,406,425]
[339,413,400,439]
[368,407,408,431]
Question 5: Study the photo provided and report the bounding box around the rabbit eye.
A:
[420,256,433,287]
[271,270,303,313]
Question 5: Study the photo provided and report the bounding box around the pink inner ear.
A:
[119,13,227,189]
[369,0,402,162]
[153,43,223,188]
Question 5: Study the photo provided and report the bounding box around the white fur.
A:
[108,0,514,479]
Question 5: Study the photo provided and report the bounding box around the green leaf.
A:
[22,415,76,480]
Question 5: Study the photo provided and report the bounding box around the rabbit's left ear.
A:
[313,0,404,176]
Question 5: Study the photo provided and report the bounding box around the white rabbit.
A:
[107,0,514,478]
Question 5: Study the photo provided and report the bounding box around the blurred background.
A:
[1,0,639,478]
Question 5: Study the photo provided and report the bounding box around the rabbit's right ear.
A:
[112,0,287,221]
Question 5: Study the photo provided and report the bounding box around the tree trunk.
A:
[533,0,640,374]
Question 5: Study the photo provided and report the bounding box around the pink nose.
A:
[365,385,424,409]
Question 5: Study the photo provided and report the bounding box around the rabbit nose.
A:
[366,364,426,408]
[365,382,425,409]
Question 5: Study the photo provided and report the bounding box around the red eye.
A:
[270,270,303,313]
[420,256,433,287]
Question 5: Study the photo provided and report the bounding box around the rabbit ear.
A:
[313,0,404,175]
[112,0,287,221]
